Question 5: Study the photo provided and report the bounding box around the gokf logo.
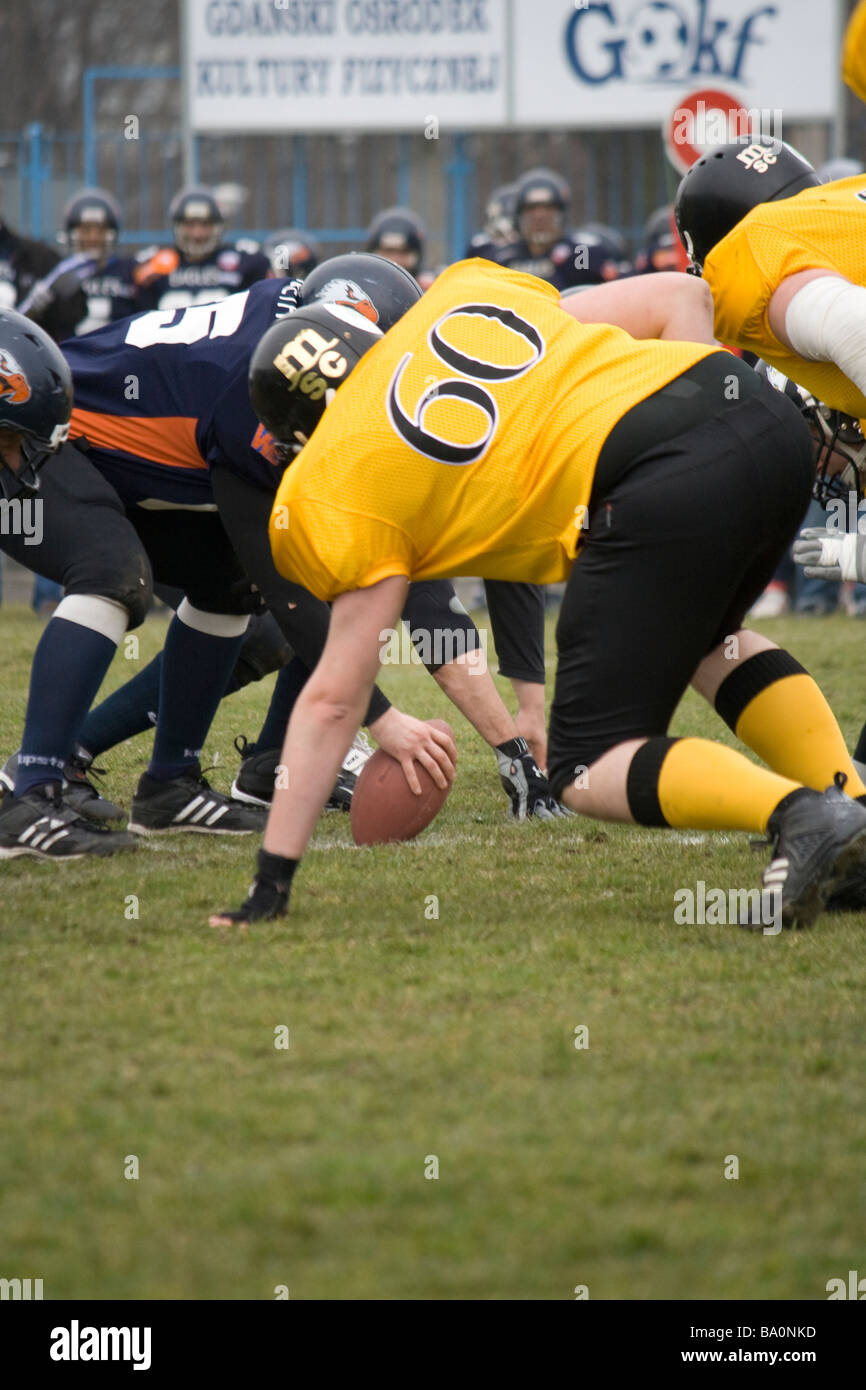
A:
[565,1,777,87]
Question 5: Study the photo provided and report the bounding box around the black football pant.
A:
[546,357,815,801]
[0,440,250,620]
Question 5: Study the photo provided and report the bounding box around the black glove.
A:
[212,850,297,925]
[495,737,570,821]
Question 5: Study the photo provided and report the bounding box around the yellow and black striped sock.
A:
[714,650,865,797]
[626,736,802,833]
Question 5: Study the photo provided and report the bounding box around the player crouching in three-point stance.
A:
[676,136,866,807]
[212,258,866,929]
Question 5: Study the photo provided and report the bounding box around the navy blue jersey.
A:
[19,252,140,336]
[463,232,518,263]
[486,233,602,291]
[0,222,59,312]
[135,242,270,313]
[63,278,302,505]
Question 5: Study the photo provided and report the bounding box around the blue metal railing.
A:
[2,118,672,264]
[83,66,184,188]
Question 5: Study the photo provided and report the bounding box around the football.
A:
[350,719,456,846]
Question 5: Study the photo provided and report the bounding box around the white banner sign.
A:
[513,0,838,128]
[184,0,507,132]
[184,0,839,134]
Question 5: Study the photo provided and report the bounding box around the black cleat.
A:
[0,783,137,860]
[129,763,267,835]
[62,751,125,822]
[230,737,281,808]
[823,861,866,912]
[230,731,373,812]
[753,774,866,929]
[0,749,125,823]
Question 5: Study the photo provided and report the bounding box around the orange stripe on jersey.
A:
[69,408,205,471]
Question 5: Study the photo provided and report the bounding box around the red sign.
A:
[664,88,753,175]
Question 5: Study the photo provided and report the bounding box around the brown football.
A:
[350,719,456,846]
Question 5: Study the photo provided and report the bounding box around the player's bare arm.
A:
[558,270,717,344]
[264,576,454,856]
[209,577,457,926]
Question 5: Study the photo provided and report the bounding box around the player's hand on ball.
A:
[367,707,457,794]
[792,527,866,582]
[496,737,570,821]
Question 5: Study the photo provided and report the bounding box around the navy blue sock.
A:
[148,614,245,781]
[255,657,310,751]
[16,617,118,796]
[78,654,163,757]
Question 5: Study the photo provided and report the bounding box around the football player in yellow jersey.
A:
[843,0,866,104]
[211,259,866,930]
[674,137,866,421]
[675,135,866,791]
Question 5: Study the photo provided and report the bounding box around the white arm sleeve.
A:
[784,275,866,400]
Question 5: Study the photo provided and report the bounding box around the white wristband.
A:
[818,531,861,580]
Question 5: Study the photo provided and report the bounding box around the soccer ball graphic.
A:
[623,1,690,82]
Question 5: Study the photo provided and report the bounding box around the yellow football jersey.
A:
[843,0,866,103]
[704,176,866,416]
[269,259,718,602]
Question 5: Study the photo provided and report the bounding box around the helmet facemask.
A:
[0,421,69,500]
[811,402,866,506]
[69,213,116,261]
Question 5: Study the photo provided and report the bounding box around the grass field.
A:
[1,604,865,1301]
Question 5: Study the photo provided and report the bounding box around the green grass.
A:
[1,606,865,1300]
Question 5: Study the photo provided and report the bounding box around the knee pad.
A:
[229,612,292,691]
[403,579,481,673]
[66,552,153,630]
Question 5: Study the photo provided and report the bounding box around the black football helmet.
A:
[573,222,632,281]
[0,308,73,499]
[264,228,320,280]
[675,139,820,273]
[249,303,382,459]
[300,252,421,333]
[636,205,680,273]
[365,207,426,275]
[755,359,866,504]
[514,167,570,247]
[483,183,518,242]
[816,156,865,184]
[169,186,224,261]
[514,167,569,214]
[60,187,121,258]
